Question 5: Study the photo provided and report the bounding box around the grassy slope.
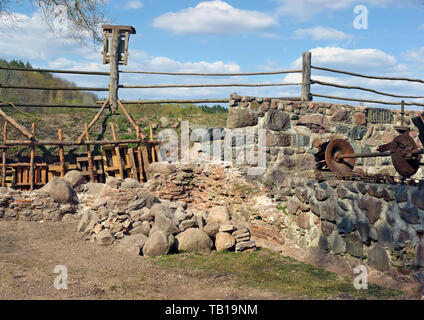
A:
[154,249,403,300]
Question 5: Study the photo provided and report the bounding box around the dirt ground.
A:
[0,219,420,300]
[0,219,288,300]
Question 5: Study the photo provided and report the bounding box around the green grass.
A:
[153,249,403,300]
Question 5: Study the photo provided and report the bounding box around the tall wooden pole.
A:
[136,126,144,182]
[29,123,35,190]
[109,29,120,113]
[301,51,312,102]
[2,122,7,187]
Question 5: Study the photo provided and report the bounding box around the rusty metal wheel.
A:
[325,139,356,173]
[390,133,421,178]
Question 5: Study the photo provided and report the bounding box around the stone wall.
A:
[226,93,424,179]
[262,176,424,271]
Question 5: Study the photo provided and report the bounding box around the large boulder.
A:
[114,233,148,256]
[264,110,290,131]
[39,177,77,204]
[206,206,230,225]
[143,230,174,257]
[175,228,213,253]
[151,203,179,235]
[64,170,86,188]
[368,244,391,271]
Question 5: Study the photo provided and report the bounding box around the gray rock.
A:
[114,234,148,256]
[328,233,346,255]
[264,110,291,131]
[77,208,97,233]
[121,178,140,190]
[357,221,371,245]
[86,182,106,195]
[235,240,256,252]
[203,221,220,237]
[207,206,230,225]
[175,228,213,253]
[148,162,177,175]
[394,185,408,203]
[130,221,151,237]
[105,176,121,189]
[178,218,197,232]
[315,188,329,201]
[368,244,391,271]
[39,177,77,204]
[318,236,329,252]
[97,229,114,246]
[64,170,86,188]
[399,203,420,224]
[151,204,179,235]
[215,232,236,251]
[346,233,365,258]
[143,230,174,257]
[349,126,367,140]
[337,216,356,234]
[227,108,258,128]
[321,204,336,222]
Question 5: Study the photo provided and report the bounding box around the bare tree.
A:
[0,0,109,44]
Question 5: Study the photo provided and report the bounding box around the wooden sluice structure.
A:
[0,99,160,191]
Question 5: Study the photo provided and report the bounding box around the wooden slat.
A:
[110,123,124,179]
[77,99,109,143]
[136,127,144,182]
[85,123,95,182]
[128,147,138,180]
[58,129,65,178]
[141,146,150,180]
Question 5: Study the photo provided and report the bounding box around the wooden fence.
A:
[1,50,423,189]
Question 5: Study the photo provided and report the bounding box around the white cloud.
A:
[276,0,404,21]
[291,47,401,74]
[292,27,353,41]
[152,0,278,35]
[402,46,424,63]
[124,0,143,10]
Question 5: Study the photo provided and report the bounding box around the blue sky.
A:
[2,0,424,109]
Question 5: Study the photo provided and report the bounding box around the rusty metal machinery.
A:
[315,130,423,179]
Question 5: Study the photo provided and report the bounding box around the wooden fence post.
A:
[301,51,312,102]
[109,28,120,113]
[29,123,36,190]
[2,122,7,187]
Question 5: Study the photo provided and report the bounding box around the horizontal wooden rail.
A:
[119,83,301,89]
[120,69,302,76]
[0,103,100,108]
[2,139,159,146]
[96,97,302,105]
[0,84,109,91]
[312,66,424,84]
[0,66,110,76]
[311,79,424,99]
[312,93,424,107]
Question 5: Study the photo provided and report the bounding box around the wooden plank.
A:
[76,99,109,143]
[58,129,65,178]
[301,51,312,102]
[2,121,6,187]
[110,123,124,178]
[0,108,35,140]
[149,123,156,162]
[141,146,150,180]
[85,123,95,182]
[127,147,138,180]
[136,127,144,182]
[117,100,143,137]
